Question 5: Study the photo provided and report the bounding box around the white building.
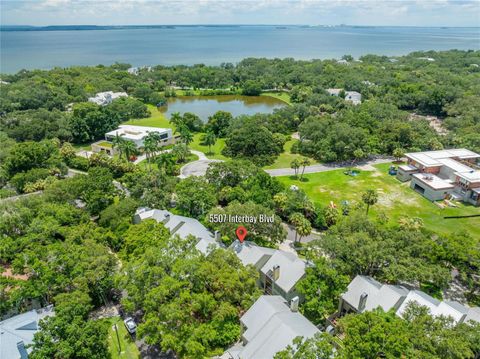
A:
[134,208,222,255]
[224,295,319,359]
[104,125,173,148]
[396,149,480,205]
[88,91,128,106]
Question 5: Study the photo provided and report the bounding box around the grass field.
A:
[264,139,316,170]
[106,317,140,359]
[123,105,174,130]
[261,92,292,105]
[190,133,228,160]
[277,162,480,239]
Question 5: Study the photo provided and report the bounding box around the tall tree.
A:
[362,189,379,215]
[290,159,301,178]
[299,158,311,181]
[202,131,217,155]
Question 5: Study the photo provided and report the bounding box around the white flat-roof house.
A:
[88,91,128,106]
[92,125,174,156]
[134,207,222,255]
[0,306,54,359]
[223,295,319,359]
[396,149,480,205]
[230,240,307,302]
[327,275,480,329]
[326,88,362,105]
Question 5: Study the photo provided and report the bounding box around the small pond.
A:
[159,95,286,122]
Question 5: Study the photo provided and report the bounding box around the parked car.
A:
[123,317,137,334]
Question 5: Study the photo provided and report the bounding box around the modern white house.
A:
[223,295,319,359]
[133,208,222,255]
[88,91,128,106]
[91,125,174,156]
[326,275,480,330]
[396,149,480,205]
[0,306,54,359]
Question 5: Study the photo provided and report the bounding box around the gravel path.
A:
[265,158,393,177]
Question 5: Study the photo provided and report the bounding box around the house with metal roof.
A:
[396,149,480,205]
[328,275,480,330]
[259,250,307,302]
[223,295,319,359]
[230,240,276,270]
[0,306,54,359]
[134,208,222,254]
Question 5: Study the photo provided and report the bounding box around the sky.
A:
[1,0,479,27]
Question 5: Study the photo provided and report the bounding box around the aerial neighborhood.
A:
[1,13,480,359]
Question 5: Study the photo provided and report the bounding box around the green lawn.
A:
[261,92,292,105]
[264,138,316,169]
[123,105,174,129]
[106,317,140,359]
[190,133,229,160]
[277,162,480,239]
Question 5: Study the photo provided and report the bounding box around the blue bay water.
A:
[1,26,479,73]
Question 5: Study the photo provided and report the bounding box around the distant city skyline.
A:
[1,0,480,27]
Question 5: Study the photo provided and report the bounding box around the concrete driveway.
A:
[178,150,223,178]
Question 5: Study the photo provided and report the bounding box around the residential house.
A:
[327,275,480,330]
[0,306,54,359]
[260,250,307,302]
[223,295,319,359]
[396,149,480,205]
[344,91,362,105]
[92,125,174,156]
[134,208,222,254]
[88,91,128,106]
[230,241,307,302]
[230,240,276,270]
[326,88,362,105]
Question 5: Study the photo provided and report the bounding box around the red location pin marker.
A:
[236,226,248,243]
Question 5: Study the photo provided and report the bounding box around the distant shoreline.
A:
[1,24,479,32]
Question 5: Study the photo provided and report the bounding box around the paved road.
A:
[265,158,393,177]
[178,150,222,178]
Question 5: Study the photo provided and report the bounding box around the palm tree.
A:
[290,159,301,178]
[299,158,311,181]
[289,212,311,243]
[179,126,193,147]
[112,134,125,158]
[143,132,161,172]
[156,153,176,175]
[120,140,138,162]
[172,143,190,163]
[202,131,217,155]
[170,112,183,132]
[362,189,378,215]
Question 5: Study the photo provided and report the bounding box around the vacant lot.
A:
[123,105,174,129]
[278,162,479,239]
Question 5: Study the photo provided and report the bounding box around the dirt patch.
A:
[377,190,419,208]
